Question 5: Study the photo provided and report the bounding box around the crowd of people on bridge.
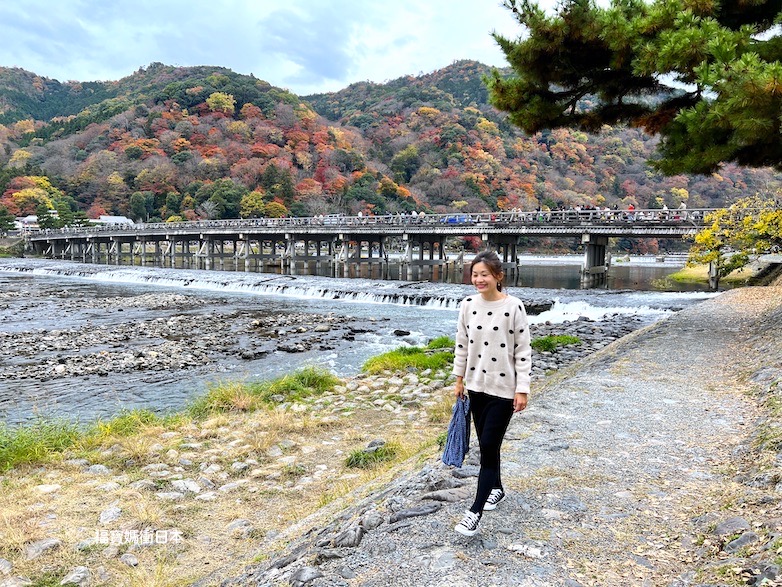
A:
[33,203,703,236]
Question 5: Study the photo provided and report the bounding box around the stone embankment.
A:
[0,312,648,587]
[217,285,782,587]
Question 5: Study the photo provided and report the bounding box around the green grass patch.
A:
[345,442,399,469]
[260,366,339,401]
[0,367,338,470]
[0,418,82,472]
[362,339,454,375]
[426,336,454,349]
[436,431,448,448]
[669,262,765,286]
[0,408,178,472]
[667,264,709,284]
[188,366,340,418]
[531,334,581,352]
[30,573,64,587]
[753,423,782,453]
[89,408,165,440]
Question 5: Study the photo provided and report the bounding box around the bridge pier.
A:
[483,235,521,285]
[335,234,388,279]
[398,234,447,280]
[581,234,608,287]
[708,261,718,291]
[242,237,284,273]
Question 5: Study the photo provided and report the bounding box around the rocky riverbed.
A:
[0,291,386,382]
[0,285,641,386]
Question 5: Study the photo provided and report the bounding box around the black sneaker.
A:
[483,489,506,511]
[454,510,481,536]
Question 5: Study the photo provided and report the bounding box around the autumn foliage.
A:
[0,60,778,241]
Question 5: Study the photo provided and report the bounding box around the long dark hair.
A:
[470,250,504,291]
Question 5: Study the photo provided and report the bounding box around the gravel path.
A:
[227,285,782,587]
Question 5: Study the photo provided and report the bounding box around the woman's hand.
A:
[513,392,528,412]
[454,378,465,399]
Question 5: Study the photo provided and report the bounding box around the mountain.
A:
[303,60,499,123]
[0,60,779,254]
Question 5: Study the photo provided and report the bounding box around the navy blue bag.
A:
[441,396,471,467]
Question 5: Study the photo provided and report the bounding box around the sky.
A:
[0,0,556,96]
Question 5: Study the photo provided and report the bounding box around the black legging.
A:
[468,390,514,515]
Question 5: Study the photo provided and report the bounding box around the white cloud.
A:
[0,0,549,94]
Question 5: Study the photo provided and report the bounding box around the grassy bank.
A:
[0,332,589,585]
[0,238,24,257]
[0,342,460,586]
[665,261,777,288]
[0,368,341,473]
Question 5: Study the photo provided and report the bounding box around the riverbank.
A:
[666,258,782,289]
[0,311,649,586]
[2,280,780,586]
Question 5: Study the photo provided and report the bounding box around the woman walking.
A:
[452,250,532,536]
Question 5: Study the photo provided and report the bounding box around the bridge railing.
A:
[27,208,720,238]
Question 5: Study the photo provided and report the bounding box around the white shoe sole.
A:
[454,524,479,537]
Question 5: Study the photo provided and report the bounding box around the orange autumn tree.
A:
[1,176,64,216]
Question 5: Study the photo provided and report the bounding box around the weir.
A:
[27,209,712,285]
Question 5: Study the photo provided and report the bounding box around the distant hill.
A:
[0,60,779,254]
[303,60,500,123]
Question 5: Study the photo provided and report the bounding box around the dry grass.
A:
[425,393,455,424]
[0,374,450,586]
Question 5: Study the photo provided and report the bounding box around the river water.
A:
[0,257,718,426]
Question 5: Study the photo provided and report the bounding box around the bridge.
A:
[26,208,712,285]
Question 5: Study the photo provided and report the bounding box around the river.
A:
[0,257,718,426]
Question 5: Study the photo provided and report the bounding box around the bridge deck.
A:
[27,209,710,242]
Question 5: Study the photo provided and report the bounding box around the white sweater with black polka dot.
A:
[452,293,532,399]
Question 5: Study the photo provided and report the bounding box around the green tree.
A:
[390,145,421,183]
[488,0,782,174]
[259,165,296,206]
[332,149,365,173]
[53,200,75,227]
[165,192,183,215]
[194,179,248,219]
[206,92,236,116]
[0,205,15,233]
[240,190,266,218]
[264,201,288,218]
[35,204,60,229]
[70,211,92,227]
[124,145,144,160]
[129,191,155,222]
